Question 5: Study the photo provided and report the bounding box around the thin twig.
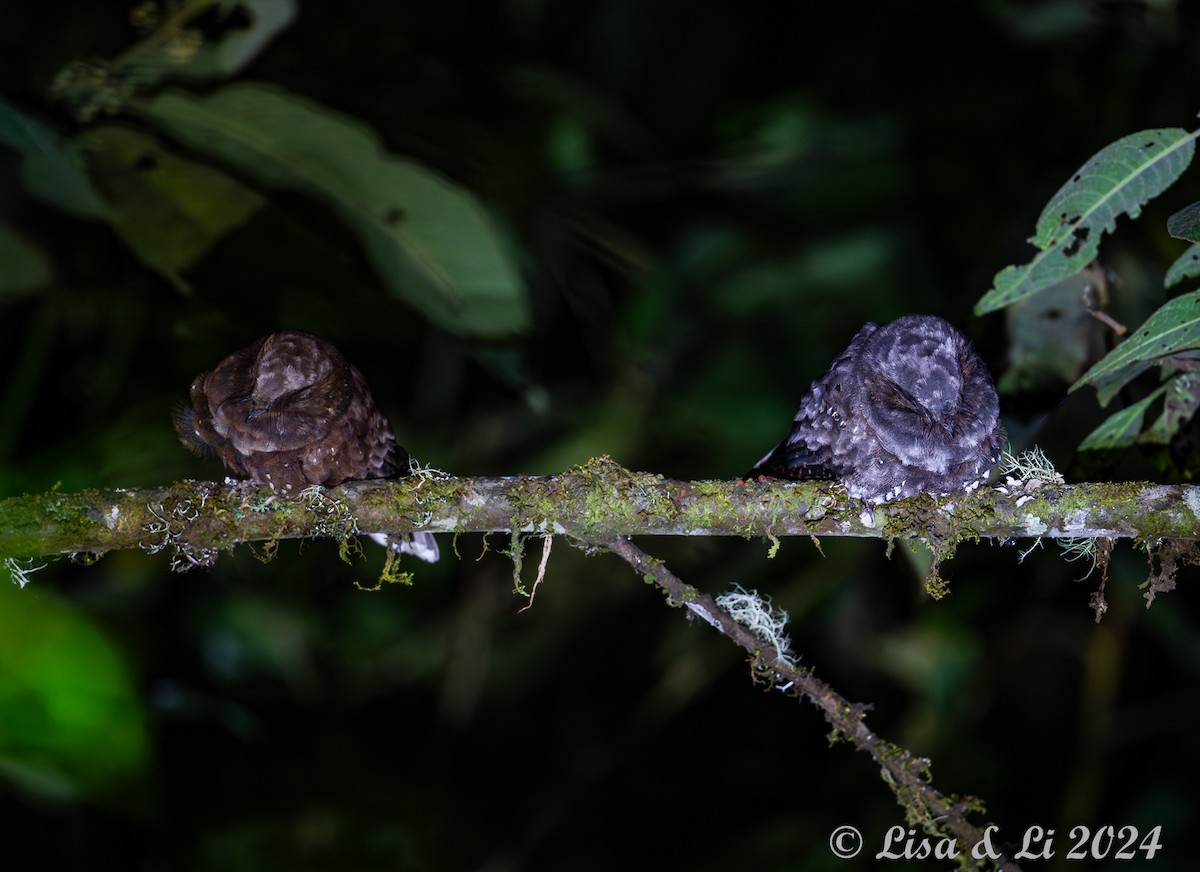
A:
[605,535,1023,872]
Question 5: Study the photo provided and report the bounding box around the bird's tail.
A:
[368,531,440,563]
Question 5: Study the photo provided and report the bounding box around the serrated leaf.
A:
[1141,372,1200,444]
[1072,290,1200,404]
[976,128,1198,315]
[1167,201,1200,242]
[130,84,529,337]
[1165,242,1200,289]
[0,94,107,218]
[1078,385,1166,450]
[78,125,263,289]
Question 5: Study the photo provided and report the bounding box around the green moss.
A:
[501,530,528,596]
[368,546,415,589]
[299,486,361,564]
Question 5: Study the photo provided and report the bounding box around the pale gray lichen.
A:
[997,445,1063,488]
[4,557,47,589]
[1019,514,1049,536]
[715,585,797,667]
[995,446,1065,505]
[1184,487,1200,524]
[141,497,218,572]
[1058,537,1099,579]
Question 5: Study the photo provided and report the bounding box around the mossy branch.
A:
[6,455,1188,871]
[1,456,1199,563]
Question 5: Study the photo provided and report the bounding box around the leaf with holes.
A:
[50,0,297,123]
[130,84,528,337]
[1071,290,1200,405]
[976,128,1198,315]
[78,125,264,291]
[1078,385,1166,450]
[1165,242,1200,289]
[1141,372,1200,444]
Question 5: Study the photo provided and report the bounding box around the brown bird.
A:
[176,330,439,562]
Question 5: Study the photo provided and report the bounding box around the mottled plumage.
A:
[176,330,438,562]
[751,314,1003,504]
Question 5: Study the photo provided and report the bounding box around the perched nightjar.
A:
[751,314,1004,504]
[176,330,439,562]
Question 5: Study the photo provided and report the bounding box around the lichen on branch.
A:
[1,457,1198,569]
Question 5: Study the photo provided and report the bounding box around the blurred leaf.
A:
[0,222,53,298]
[712,228,899,317]
[1164,242,1200,289]
[1071,289,1200,404]
[0,94,107,218]
[158,0,298,83]
[49,0,296,122]
[1078,385,1166,450]
[0,585,147,801]
[976,128,1197,315]
[998,267,1105,392]
[1141,372,1200,444]
[1167,200,1200,242]
[131,84,529,337]
[79,124,264,290]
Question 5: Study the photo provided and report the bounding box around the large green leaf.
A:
[975,128,1198,315]
[130,84,529,337]
[78,125,264,290]
[0,94,107,218]
[1078,385,1166,450]
[1071,290,1200,405]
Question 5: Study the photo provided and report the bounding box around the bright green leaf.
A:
[1072,290,1200,405]
[976,128,1198,315]
[78,124,264,289]
[130,84,529,337]
[1167,200,1200,242]
[1078,385,1166,450]
[0,584,147,800]
[1164,242,1200,289]
[0,94,107,218]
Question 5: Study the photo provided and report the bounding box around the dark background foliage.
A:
[1,1,1199,869]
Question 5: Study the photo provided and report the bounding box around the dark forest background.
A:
[2,1,1199,869]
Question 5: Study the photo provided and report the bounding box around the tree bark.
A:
[1,457,1197,562]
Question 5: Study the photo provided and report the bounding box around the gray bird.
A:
[176,330,439,562]
[751,315,1004,504]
